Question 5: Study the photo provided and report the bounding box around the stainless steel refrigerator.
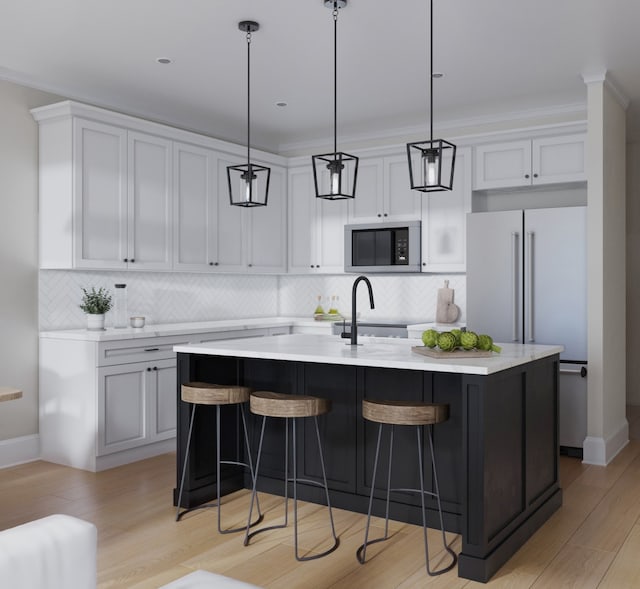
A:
[466,206,587,454]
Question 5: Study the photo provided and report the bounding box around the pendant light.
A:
[406,0,456,192]
[228,21,270,207]
[312,0,358,200]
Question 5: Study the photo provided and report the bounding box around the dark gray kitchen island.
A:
[173,334,562,583]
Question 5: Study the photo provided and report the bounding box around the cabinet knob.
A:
[422,262,426,266]
[310,265,314,268]
[153,366,158,371]
[533,173,539,178]
[124,258,128,262]
[209,262,213,266]
[248,263,253,267]
[316,265,320,268]
[130,259,135,263]
[383,213,388,217]
[377,214,382,217]
[146,367,151,371]
[524,174,530,179]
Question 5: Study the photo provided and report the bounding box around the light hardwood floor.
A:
[3,439,640,588]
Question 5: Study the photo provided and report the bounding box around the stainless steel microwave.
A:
[344,221,421,273]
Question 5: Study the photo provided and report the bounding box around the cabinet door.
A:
[421,147,471,272]
[128,132,173,270]
[317,196,349,273]
[246,164,287,273]
[350,157,384,223]
[173,142,217,271]
[474,140,532,190]
[288,166,317,273]
[215,156,246,272]
[149,358,177,442]
[532,134,586,185]
[73,119,128,269]
[98,362,148,455]
[383,154,423,221]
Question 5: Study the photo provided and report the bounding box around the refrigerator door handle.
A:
[511,231,519,341]
[527,231,534,342]
[560,365,588,377]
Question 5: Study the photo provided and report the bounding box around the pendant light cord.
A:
[246,29,252,167]
[333,2,338,157]
[429,0,433,143]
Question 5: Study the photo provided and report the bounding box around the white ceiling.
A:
[2,0,639,153]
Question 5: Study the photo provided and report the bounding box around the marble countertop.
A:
[39,317,332,341]
[174,333,563,375]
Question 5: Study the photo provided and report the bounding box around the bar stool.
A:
[357,399,457,576]
[244,391,339,561]
[176,382,263,534]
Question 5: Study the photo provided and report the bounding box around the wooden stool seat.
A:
[250,391,331,418]
[181,382,252,405]
[362,399,449,426]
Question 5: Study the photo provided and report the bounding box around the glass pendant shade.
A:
[406,139,456,192]
[312,152,358,200]
[227,162,270,207]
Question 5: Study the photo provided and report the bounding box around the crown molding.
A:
[582,71,630,110]
[277,102,587,155]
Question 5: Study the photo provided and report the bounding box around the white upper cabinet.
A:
[245,164,287,273]
[127,132,173,270]
[33,101,287,273]
[73,119,128,269]
[350,155,421,223]
[420,146,471,272]
[173,142,217,271]
[288,164,349,274]
[38,116,172,270]
[474,133,586,190]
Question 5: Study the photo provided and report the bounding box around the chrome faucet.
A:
[343,275,375,345]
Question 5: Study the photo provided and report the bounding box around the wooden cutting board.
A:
[412,346,492,358]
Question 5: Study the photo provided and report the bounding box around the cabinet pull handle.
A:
[526,231,534,342]
[144,347,159,352]
[511,231,519,342]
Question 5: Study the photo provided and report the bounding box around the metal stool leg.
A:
[216,404,264,534]
[245,415,339,560]
[357,422,391,563]
[425,424,457,575]
[175,403,197,521]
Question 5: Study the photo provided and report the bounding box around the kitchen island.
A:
[174,334,563,583]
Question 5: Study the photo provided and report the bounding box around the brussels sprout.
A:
[460,331,479,350]
[421,329,439,348]
[437,331,457,352]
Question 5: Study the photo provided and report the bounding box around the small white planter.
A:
[86,313,106,331]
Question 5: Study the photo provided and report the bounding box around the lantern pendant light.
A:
[406,0,456,192]
[312,0,358,200]
[228,21,270,207]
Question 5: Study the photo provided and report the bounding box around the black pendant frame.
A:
[406,139,456,192]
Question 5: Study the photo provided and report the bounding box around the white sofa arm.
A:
[0,514,97,589]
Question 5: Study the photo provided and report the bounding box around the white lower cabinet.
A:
[98,358,176,456]
[39,325,290,472]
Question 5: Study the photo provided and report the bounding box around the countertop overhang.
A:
[174,334,563,375]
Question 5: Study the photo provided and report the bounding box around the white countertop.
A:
[174,333,563,375]
[39,317,332,341]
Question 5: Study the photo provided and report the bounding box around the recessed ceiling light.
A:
[275,101,288,107]
[156,57,172,65]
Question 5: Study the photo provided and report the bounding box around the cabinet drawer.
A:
[98,336,189,366]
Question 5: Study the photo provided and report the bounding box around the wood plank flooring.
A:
[2,442,640,587]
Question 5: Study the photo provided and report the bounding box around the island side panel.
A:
[459,354,562,582]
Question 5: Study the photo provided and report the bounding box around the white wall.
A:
[0,80,61,443]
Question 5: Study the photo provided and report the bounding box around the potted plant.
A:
[79,287,112,330]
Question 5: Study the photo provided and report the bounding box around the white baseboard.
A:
[0,434,40,469]
[583,420,629,465]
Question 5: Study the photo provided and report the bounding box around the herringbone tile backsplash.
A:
[39,270,466,330]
